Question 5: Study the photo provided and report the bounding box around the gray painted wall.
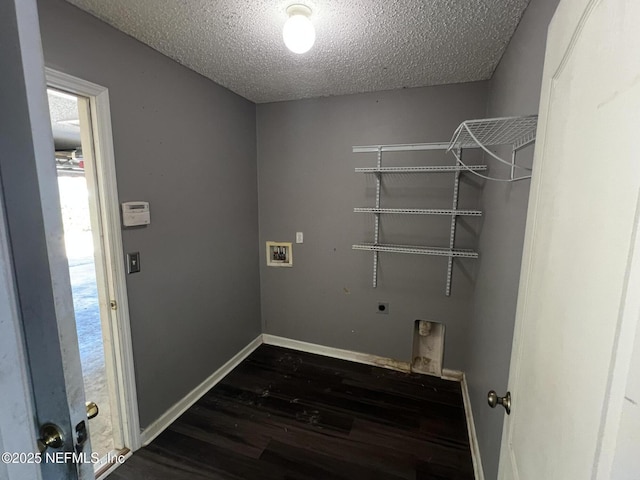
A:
[464,0,560,477]
[256,83,487,369]
[37,0,262,429]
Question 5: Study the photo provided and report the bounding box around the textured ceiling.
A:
[64,0,530,104]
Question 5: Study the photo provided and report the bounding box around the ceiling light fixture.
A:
[283,4,315,54]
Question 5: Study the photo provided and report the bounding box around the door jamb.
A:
[45,67,141,451]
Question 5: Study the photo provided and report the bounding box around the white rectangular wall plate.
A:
[296,232,303,243]
[266,241,293,267]
[122,201,150,227]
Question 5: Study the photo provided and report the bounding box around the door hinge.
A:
[110,300,117,310]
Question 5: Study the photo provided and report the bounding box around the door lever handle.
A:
[487,390,511,414]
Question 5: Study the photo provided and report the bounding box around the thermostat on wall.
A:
[122,201,150,227]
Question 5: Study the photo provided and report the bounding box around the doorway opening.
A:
[48,87,118,463]
[45,72,140,477]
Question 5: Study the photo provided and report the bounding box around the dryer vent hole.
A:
[411,320,444,377]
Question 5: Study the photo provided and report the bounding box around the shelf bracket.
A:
[446,149,461,296]
[372,147,382,288]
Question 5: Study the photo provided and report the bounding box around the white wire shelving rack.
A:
[447,115,538,181]
[352,142,484,296]
[352,115,537,294]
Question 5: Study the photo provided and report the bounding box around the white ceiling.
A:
[65,0,531,104]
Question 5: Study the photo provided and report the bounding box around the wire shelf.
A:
[354,207,482,216]
[448,115,538,152]
[352,243,478,259]
[353,143,450,153]
[355,165,487,174]
[447,115,538,182]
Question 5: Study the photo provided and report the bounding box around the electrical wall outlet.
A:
[296,232,304,243]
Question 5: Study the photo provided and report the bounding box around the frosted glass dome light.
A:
[283,5,315,54]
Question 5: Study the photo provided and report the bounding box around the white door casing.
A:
[46,68,142,455]
[498,0,640,478]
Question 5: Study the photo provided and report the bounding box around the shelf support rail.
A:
[372,147,382,288]
[446,149,461,296]
[511,134,536,180]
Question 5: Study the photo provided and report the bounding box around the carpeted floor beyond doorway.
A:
[108,344,474,479]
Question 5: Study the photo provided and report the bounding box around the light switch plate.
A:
[127,252,141,274]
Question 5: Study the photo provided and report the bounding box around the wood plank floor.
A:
[108,345,474,480]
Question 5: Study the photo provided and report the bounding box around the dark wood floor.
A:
[108,345,474,480]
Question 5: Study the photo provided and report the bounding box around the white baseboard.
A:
[262,334,468,382]
[262,334,413,372]
[442,368,464,381]
[139,335,262,446]
[460,373,485,480]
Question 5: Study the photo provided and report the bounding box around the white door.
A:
[498,0,640,478]
[0,1,93,479]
